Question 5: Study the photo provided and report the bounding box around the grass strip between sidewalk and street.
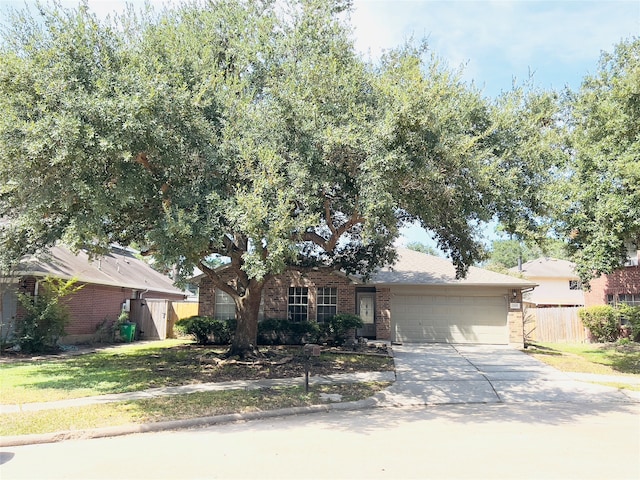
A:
[0,382,391,436]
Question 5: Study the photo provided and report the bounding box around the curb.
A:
[0,398,381,448]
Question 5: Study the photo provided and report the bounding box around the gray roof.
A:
[368,248,536,287]
[17,245,185,296]
[509,257,579,279]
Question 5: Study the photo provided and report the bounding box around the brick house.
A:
[199,248,536,346]
[4,245,186,343]
[584,243,640,308]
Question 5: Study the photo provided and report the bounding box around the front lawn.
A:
[1,340,394,405]
[526,342,640,390]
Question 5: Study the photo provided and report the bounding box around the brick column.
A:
[375,288,391,340]
[508,289,524,347]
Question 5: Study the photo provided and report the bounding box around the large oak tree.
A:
[0,0,558,357]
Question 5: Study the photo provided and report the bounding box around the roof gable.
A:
[510,257,579,279]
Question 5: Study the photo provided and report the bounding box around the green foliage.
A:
[405,242,439,256]
[0,0,564,355]
[484,238,572,270]
[257,318,319,345]
[16,276,83,353]
[318,313,364,346]
[618,305,640,342]
[175,316,235,345]
[578,306,620,343]
[560,38,640,284]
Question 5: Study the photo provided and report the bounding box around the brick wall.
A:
[584,266,640,306]
[17,277,184,341]
[200,269,359,322]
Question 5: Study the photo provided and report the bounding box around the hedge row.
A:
[175,313,364,346]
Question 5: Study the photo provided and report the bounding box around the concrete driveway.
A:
[379,343,639,406]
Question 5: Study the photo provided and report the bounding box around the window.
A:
[288,287,308,322]
[317,287,337,323]
[618,293,640,307]
[215,289,236,320]
[568,280,582,290]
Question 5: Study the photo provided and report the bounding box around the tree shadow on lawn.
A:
[5,344,393,400]
[594,343,640,375]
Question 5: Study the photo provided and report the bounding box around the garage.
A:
[391,292,509,344]
[368,248,536,346]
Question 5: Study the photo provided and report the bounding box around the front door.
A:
[357,293,376,338]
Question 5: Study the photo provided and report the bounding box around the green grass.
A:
[1,340,206,404]
[526,342,640,390]
[0,382,390,436]
[0,340,393,405]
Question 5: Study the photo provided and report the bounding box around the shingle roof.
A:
[16,245,185,296]
[509,257,579,279]
[368,248,536,287]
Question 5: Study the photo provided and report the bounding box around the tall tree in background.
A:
[0,0,559,357]
[560,38,640,283]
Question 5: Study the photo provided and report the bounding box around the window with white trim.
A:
[288,287,308,322]
[317,287,337,323]
[214,290,236,320]
[618,293,640,307]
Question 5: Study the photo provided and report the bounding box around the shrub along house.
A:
[7,245,187,344]
[198,248,536,346]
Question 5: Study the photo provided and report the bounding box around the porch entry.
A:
[356,290,376,338]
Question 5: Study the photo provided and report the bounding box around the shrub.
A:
[578,305,620,343]
[257,318,319,345]
[16,276,83,353]
[257,318,288,345]
[175,316,235,345]
[288,320,319,345]
[318,313,364,346]
[618,305,640,342]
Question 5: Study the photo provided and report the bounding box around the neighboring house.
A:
[584,241,640,308]
[7,245,186,343]
[198,248,536,346]
[509,258,585,307]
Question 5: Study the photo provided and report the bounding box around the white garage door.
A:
[392,294,508,344]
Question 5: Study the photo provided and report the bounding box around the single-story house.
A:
[198,248,537,346]
[3,245,186,343]
[509,258,585,307]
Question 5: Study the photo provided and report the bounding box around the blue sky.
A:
[2,0,639,252]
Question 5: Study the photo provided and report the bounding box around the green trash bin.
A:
[120,322,136,342]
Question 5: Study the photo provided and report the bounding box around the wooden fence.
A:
[130,300,199,340]
[526,306,588,343]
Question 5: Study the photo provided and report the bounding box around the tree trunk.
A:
[226,281,264,359]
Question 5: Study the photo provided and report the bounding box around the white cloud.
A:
[352,0,639,94]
